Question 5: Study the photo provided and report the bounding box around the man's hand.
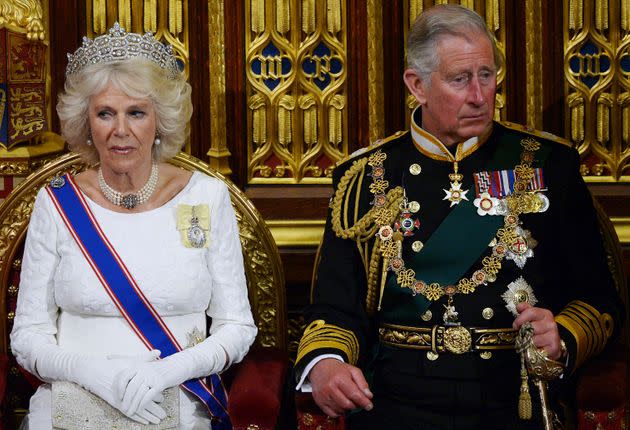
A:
[308,358,373,417]
[513,302,563,360]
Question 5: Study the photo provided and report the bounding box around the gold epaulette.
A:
[499,121,571,148]
[333,130,408,170]
[555,300,614,372]
[296,319,360,366]
[330,131,406,243]
[328,131,407,316]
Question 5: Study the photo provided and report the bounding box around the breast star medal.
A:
[505,227,538,269]
[502,276,538,316]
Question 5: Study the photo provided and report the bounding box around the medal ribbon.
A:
[473,167,546,198]
[47,174,231,430]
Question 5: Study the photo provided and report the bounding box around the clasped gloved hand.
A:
[35,345,167,425]
[114,345,222,418]
[113,349,192,418]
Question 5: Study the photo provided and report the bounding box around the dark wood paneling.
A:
[541,1,566,137]
[224,0,247,190]
[247,186,331,220]
[591,184,630,217]
[504,1,527,124]
[187,1,210,161]
[346,0,370,152]
[49,0,84,134]
[281,249,318,310]
[382,0,406,136]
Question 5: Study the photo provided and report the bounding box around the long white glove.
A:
[114,343,227,418]
[34,345,167,425]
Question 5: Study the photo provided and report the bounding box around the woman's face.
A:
[88,83,157,174]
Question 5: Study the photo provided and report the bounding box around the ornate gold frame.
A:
[563,0,630,182]
[207,0,232,176]
[244,0,348,184]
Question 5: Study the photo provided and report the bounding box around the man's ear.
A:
[403,68,427,105]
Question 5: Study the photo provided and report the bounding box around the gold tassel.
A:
[518,355,532,420]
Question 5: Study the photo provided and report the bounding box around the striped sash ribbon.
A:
[47,174,231,430]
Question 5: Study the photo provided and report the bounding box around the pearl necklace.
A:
[98,162,159,209]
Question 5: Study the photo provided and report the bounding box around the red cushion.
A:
[228,347,288,430]
[577,408,626,430]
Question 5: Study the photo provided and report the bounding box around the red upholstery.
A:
[576,343,630,430]
[295,392,345,430]
[228,347,289,430]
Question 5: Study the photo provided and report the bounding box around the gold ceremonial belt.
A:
[379,323,517,355]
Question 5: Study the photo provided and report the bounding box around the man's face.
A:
[405,33,497,146]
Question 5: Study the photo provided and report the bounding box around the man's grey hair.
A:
[406,4,502,83]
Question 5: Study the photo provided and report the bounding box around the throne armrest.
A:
[227,347,289,430]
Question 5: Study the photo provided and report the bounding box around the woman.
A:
[10,23,257,429]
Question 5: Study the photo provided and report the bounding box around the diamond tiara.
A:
[65,22,180,79]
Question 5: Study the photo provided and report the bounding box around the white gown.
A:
[10,172,258,429]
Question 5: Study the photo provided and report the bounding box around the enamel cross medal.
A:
[443,161,469,207]
[394,190,420,237]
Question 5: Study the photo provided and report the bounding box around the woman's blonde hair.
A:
[56,58,192,164]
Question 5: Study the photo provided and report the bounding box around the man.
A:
[295,4,624,429]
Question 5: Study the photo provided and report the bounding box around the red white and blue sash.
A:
[46,174,231,430]
[473,167,545,198]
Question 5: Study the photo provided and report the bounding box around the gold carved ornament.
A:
[87,0,188,74]
[245,0,348,183]
[564,0,629,181]
[0,0,45,40]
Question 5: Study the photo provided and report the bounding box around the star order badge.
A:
[502,276,538,316]
[505,227,538,269]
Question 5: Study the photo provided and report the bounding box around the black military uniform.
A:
[295,110,624,429]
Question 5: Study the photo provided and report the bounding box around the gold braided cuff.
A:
[296,319,360,366]
[555,300,614,369]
